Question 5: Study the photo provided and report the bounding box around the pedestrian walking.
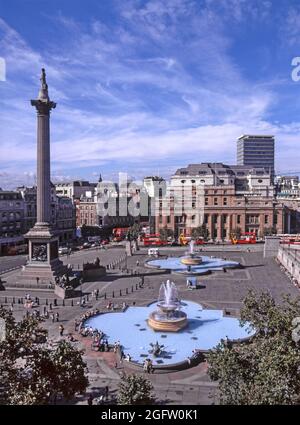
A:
[59,324,64,337]
[87,394,93,406]
[51,313,55,323]
[43,306,46,315]
[104,386,109,400]
[55,312,59,322]
[49,303,53,311]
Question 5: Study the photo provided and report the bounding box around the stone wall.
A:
[277,246,300,284]
[264,236,281,258]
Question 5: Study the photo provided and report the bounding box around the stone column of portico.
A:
[217,214,222,240]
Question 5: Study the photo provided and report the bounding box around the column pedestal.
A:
[18,223,67,285]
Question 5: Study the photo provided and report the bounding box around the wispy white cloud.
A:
[0,0,299,189]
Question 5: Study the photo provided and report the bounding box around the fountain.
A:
[148,280,188,332]
[180,240,202,270]
[146,240,240,275]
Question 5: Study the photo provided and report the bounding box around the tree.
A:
[159,226,174,242]
[0,307,88,405]
[191,224,209,240]
[207,290,300,405]
[117,373,155,405]
[126,222,141,252]
[262,226,277,237]
[231,227,242,239]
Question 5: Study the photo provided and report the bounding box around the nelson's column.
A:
[20,69,66,285]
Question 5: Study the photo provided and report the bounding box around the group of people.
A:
[91,288,100,300]
[143,358,154,373]
[24,293,40,309]
[55,273,71,289]
[75,309,101,331]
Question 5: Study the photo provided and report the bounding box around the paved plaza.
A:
[0,244,299,405]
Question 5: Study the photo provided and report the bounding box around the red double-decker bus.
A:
[230,232,256,244]
[112,227,129,242]
[142,234,168,246]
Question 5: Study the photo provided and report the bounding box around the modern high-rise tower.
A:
[237,135,275,178]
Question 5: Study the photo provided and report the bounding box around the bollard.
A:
[5,297,7,304]
[46,299,48,305]
[54,299,57,307]
[104,293,107,300]
[131,286,133,293]
[18,298,21,304]
[112,291,115,298]
[120,289,122,296]
[136,283,138,290]
[71,299,74,307]
[13,297,15,303]
[62,300,65,306]
[126,288,128,295]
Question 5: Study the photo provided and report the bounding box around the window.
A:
[237,215,241,224]
[223,197,227,206]
[205,198,208,206]
[223,215,227,224]
[220,179,224,184]
[265,215,268,224]
[200,179,205,183]
[181,180,186,183]
[191,179,195,183]
[258,179,263,183]
[214,198,218,206]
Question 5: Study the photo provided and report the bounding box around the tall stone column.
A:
[19,69,66,286]
[31,69,56,225]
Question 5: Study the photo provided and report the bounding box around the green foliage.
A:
[207,291,300,405]
[117,373,155,405]
[159,226,174,241]
[231,227,242,239]
[0,306,88,405]
[126,223,140,241]
[191,224,209,240]
[262,227,277,237]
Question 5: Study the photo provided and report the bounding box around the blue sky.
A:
[1,0,300,188]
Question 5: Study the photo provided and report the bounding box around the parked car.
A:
[83,242,91,249]
[58,246,69,255]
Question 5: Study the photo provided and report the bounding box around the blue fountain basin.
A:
[146,255,240,275]
[84,300,254,365]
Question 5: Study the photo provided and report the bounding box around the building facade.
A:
[237,135,275,178]
[0,191,24,255]
[75,195,98,227]
[155,163,289,240]
[55,180,96,200]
